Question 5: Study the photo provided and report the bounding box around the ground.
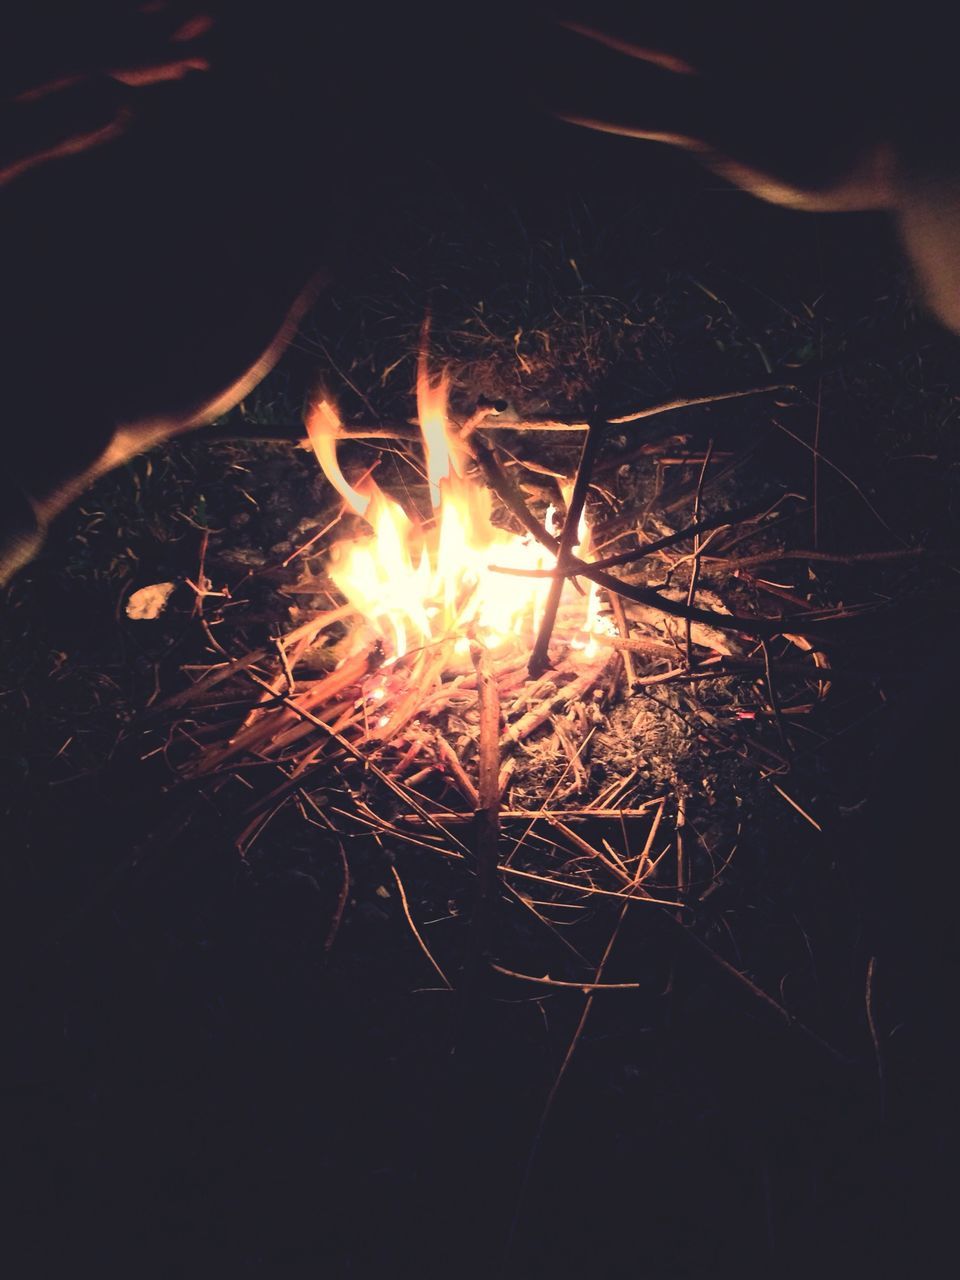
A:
[2,120,960,1279]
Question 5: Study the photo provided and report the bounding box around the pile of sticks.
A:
[160,371,905,851]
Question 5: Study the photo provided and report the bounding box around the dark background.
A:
[2,4,959,1277]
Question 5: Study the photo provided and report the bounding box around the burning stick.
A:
[468,434,559,553]
[470,433,832,642]
[492,500,769,575]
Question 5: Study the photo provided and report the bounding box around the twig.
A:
[500,865,681,906]
[272,633,296,696]
[469,433,560,552]
[503,883,591,967]
[544,816,633,884]
[588,502,779,572]
[240,670,473,855]
[390,864,453,990]
[608,635,683,661]
[190,645,381,774]
[634,796,666,882]
[865,955,885,1120]
[606,380,797,425]
[326,841,351,952]
[296,789,351,952]
[490,964,640,991]
[152,606,354,714]
[549,717,589,794]
[770,782,822,831]
[503,658,613,746]
[472,444,835,641]
[200,379,796,447]
[435,731,481,808]
[394,803,665,826]
[506,800,661,1258]
[488,503,768,579]
[608,591,636,688]
[529,414,606,678]
[561,560,835,642]
[771,416,900,540]
[654,908,849,1063]
[685,440,714,669]
[472,643,502,949]
[716,546,925,570]
[675,790,687,920]
[607,653,871,685]
[761,639,788,752]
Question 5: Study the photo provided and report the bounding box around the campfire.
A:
[152,334,854,955]
[161,339,853,845]
[121,312,920,1063]
[177,348,659,811]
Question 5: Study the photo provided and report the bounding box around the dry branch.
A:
[470,435,837,642]
[391,864,453,990]
[489,965,642,991]
[472,643,502,945]
[684,440,714,668]
[202,376,798,445]
[394,803,665,827]
[529,414,605,678]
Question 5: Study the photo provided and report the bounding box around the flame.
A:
[305,397,370,518]
[417,353,453,509]
[311,360,613,664]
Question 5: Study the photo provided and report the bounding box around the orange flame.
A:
[305,397,370,518]
[416,353,453,510]
[310,361,613,663]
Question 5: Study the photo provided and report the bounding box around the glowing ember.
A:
[306,363,613,664]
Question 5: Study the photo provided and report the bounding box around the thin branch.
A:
[608,590,636,688]
[607,380,796,424]
[710,546,924,570]
[490,964,641,991]
[685,440,714,668]
[529,415,605,678]
[472,438,836,641]
[472,643,502,951]
[199,379,797,446]
[391,864,453,990]
[588,502,771,573]
[241,669,472,856]
[507,801,662,1256]
[654,907,849,1063]
[866,955,885,1120]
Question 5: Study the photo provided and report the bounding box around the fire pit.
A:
[133,322,877,1044]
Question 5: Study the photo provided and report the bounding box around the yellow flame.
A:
[311,363,613,663]
[416,355,453,510]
